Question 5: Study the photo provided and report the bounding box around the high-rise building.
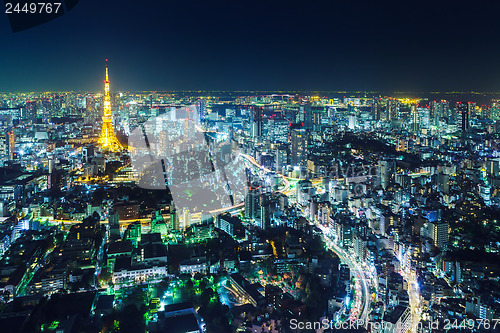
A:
[245,185,260,219]
[251,106,263,139]
[430,221,449,248]
[197,99,207,120]
[411,104,419,132]
[271,119,289,143]
[85,95,97,123]
[302,102,312,130]
[21,101,37,123]
[372,98,381,121]
[7,131,14,160]
[296,179,313,206]
[82,145,94,163]
[180,207,191,231]
[456,102,469,133]
[348,114,357,130]
[462,105,469,132]
[386,99,398,121]
[430,100,449,126]
[290,128,306,166]
[275,147,287,173]
[259,193,272,229]
[171,208,179,231]
[312,106,326,131]
[108,210,120,240]
[437,172,450,194]
[0,132,7,164]
[468,101,476,118]
[98,60,123,152]
[491,102,500,120]
[379,160,395,190]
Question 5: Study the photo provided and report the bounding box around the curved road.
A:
[316,223,372,325]
[240,153,373,324]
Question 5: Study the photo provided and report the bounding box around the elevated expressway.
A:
[240,153,373,324]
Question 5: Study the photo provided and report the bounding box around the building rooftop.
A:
[162,312,200,333]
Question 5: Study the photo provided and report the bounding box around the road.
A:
[239,153,423,328]
[316,223,372,325]
[241,153,374,324]
[240,153,291,193]
[400,269,422,332]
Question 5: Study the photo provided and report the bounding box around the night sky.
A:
[2,0,500,92]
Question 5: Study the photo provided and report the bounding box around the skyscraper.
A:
[98,60,123,152]
[303,102,312,130]
[462,108,469,132]
[386,99,398,121]
[290,128,306,166]
[197,99,207,120]
[430,221,449,248]
[457,102,470,133]
[7,131,14,160]
[0,132,7,165]
[245,185,260,219]
[21,101,37,123]
[275,147,287,173]
[372,98,381,121]
[465,102,474,132]
[251,106,263,139]
[85,95,97,123]
[271,119,289,143]
[430,100,449,126]
[411,104,419,132]
[379,160,395,190]
[180,207,191,231]
[260,193,272,229]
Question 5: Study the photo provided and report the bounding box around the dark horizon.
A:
[2,0,500,92]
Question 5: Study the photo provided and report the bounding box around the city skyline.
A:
[2,2,500,332]
[1,76,500,332]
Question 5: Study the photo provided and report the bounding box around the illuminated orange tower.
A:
[98,59,123,152]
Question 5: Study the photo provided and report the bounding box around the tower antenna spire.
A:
[105,59,108,82]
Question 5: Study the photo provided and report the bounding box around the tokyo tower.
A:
[98,59,123,152]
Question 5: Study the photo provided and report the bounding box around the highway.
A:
[240,153,374,324]
[400,269,422,332]
[240,153,291,193]
[241,153,424,328]
[316,223,372,324]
